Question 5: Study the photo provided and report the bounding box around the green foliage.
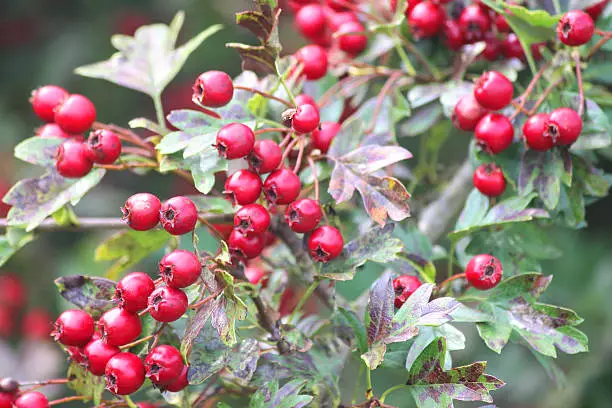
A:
[67,363,106,405]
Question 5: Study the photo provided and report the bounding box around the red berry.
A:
[292,104,321,134]
[30,85,68,122]
[458,4,492,43]
[475,113,514,154]
[294,94,317,107]
[144,345,185,386]
[494,14,510,32]
[523,113,554,151]
[215,123,255,160]
[163,365,188,392]
[192,71,234,108]
[308,225,343,262]
[337,21,368,55]
[54,94,96,134]
[443,19,464,50]
[159,250,202,289]
[104,352,146,395]
[248,140,282,174]
[408,1,445,38]
[0,378,18,395]
[295,4,327,38]
[66,346,86,365]
[548,107,583,146]
[14,392,48,408]
[148,286,188,323]
[52,309,94,347]
[244,266,268,285]
[0,306,14,338]
[501,33,525,60]
[326,11,359,31]
[21,309,52,340]
[84,338,120,376]
[465,254,503,290]
[98,307,142,347]
[474,71,513,110]
[86,129,122,164]
[0,392,13,408]
[0,273,26,309]
[452,93,488,131]
[37,123,72,139]
[557,10,594,46]
[136,403,158,408]
[56,140,93,178]
[160,196,198,235]
[285,199,322,233]
[228,230,265,261]
[585,0,608,21]
[392,275,422,308]
[295,45,329,80]
[327,0,352,11]
[405,0,424,15]
[483,34,502,61]
[121,193,161,231]
[312,122,340,153]
[234,204,271,236]
[263,168,301,205]
[473,164,506,197]
[115,272,156,313]
[224,169,263,205]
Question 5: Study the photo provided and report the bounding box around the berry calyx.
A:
[56,140,93,179]
[295,4,327,38]
[408,1,445,38]
[104,352,146,395]
[30,85,69,122]
[308,225,344,262]
[121,193,161,231]
[474,71,513,110]
[292,104,321,134]
[84,338,120,376]
[337,21,369,55]
[144,345,185,386]
[311,122,340,153]
[86,129,122,164]
[234,204,271,236]
[192,71,234,108]
[54,94,97,134]
[547,107,583,146]
[295,45,329,80]
[147,286,188,323]
[392,275,422,308]
[224,169,263,205]
[473,164,506,197]
[114,272,156,313]
[228,229,266,261]
[452,93,488,131]
[37,123,72,139]
[458,4,492,43]
[98,307,142,347]
[474,113,514,154]
[285,199,322,233]
[247,140,282,174]
[14,392,48,408]
[557,10,594,46]
[159,250,202,289]
[263,169,301,205]
[523,113,554,151]
[215,123,255,160]
[244,266,268,286]
[160,196,198,236]
[51,309,94,347]
[163,365,188,392]
[465,254,503,290]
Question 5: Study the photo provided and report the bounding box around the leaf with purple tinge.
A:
[55,275,116,319]
[407,337,504,408]
[366,272,395,346]
[14,137,64,168]
[181,295,222,356]
[518,149,564,210]
[251,378,313,408]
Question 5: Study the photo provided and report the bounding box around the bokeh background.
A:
[1,1,612,407]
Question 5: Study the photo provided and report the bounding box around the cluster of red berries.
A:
[0,382,50,408]
[122,193,198,236]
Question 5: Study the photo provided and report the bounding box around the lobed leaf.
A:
[55,275,116,318]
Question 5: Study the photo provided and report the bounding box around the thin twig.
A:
[234,85,293,107]
[587,31,612,59]
[293,139,306,173]
[190,290,222,310]
[121,146,155,158]
[98,162,158,171]
[281,137,301,164]
[92,122,154,151]
[366,72,401,134]
[438,273,466,292]
[50,395,89,406]
[254,127,288,136]
[510,61,550,120]
[527,77,565,115]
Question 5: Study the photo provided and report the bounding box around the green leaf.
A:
[55,275,116,318]
[366,272,395,346]
[279,324,313,353]
[94,229,169,280]
[570,98,612,150]
[401,103,444,137]
[14,136,63,167]
[0,228,35,267]
[455,189,490,231]
[335,307,368,354]
[405,324,466,371]
[67,363,105,405]
[518,149,564,210]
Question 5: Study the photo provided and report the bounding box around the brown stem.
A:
[527,77,565,115]
[438,273,466,291]
[327,0,383,23]
[190,97,223,119]
[92,122,154,152]
[308,157,320,202]
[318,75,376,108]
[19,378,69,387]
[587,31,612,59]
[98,162,158,171]
[190,290,222,309]
[279,131,294,148]
[121,146,155,158]
[510,62,549,120]
[50,395,89,406]
[198,215,225,241]
[234,85,293,107]
[281,137,301,164]
[293,139,306,173]
[574,52,585,116]
[366,72,401,134]
[254,127,288,136]
[120,333,156,349]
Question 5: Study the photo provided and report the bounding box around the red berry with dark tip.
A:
[292,104,320,134]
[163,365,188,392]
[14,391,48,408]
[37,123,72,139]
[337,21,368,55]
[215,123,255,160]
[473,164,506,197]
[523,113,554,151]
[308,225,343,262]
[84,338,120,376]
[458,4,492,43]
[312,122,340,153]
[244,266,268,285]
[392,275,422,308]
[144,345,185,386]
[443,19,464,50]
[30,85,69,122]
[86,129,122,164]
[502,33,525,59]
[159,250,201,289]
[121,193,161,231]
[104,352,145,395]
[263,168,301,205]
[285,199,322,233]
[51,309,94,347]
[56,140,93,178]
[224,169,262,205]
[115,272,155,313]
[452,93,488,131]
[192,71,234,108]
[548,107,583,146]
[54,94,96,134]
[295,4,327,38]
[474,71,513,110]
[228,230,265,261]
[248,140,282,174]
[148,286,188,323]
[465,254,503,290]
[295,45,329,80]
[234,204,271,236]
[160,196,198,235]
[98,308,142,347]
[557,10,594,46]
[475,113,514,154]
[408,1,445,38]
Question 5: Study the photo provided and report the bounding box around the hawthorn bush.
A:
[1,0,611,406]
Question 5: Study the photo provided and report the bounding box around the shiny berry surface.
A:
[56,140,93,178]
[311,122,340,153]
[285,198,322,233]
[121,193,161,231]
[105,352,146,395]
[84,338,120,376]
[192,71,234,107]
[308,225,344,262]
[557,10,594,46]
[14,392,48,408]
[86,129,122,164]
[148,286,188,322]
[392,275,422,308]
[458,4,492,43]
[295,4,326,38]
[30,85,68,122]
[523,113,554,151]
[474,113,514,154]
[115,272,156,313]
[159,250,202,289]
[465,254,503,290]
[292,104,320,134]
[473,164,506,197]
[337,21,368,55]
[37,123,72,139]
[234,203,271,236]
[54,94,97,134]
[408,1,445,38]
[98,307,142,347]
[547,107,583,146]
[224,169,263,205]
[164,365,188,392]
[452,93,488,131]
[215,123,255,160]
[295,45,329,80]
[228,229,265,260]
[263,169,301,205]
[248,140,282,174]
[52,309,95,347]
[474,71,513,110]
[160,196,198,236]
[144,345,185,386]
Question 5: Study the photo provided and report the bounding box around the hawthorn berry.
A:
[337,21,368,55]
[52,309,94,347]
[326,10,360,31]
[159,250,202,289]
[54,94,96,134]
[475,113,514,154]
[248,140,282,174]
[0,273,26,308]
[30,85,68,122]
[473,164,506,197]
[474,71,513,111]
[585,0,608,21]
[523,113,554,151]
[14,392,48,408]
[66,346,86,365]
[115,272,155,313]
[443,19,464,50]
[148,286,188,323]
[98,307,142,347]
[285,199,322,233]
[0,378,18,395]
[224,169,263,205]
[86,129,122,164]
[311,122,340,153]
[0,307,13,338]
[263,168,301,205]
[21,309,52,340]
[160,196,198,235]
[502,33,525,60]
[144,345,185,386]
[458,4,492,43]
[105,352,146,395]
[308,225,344,262]
[327,0,352,11]
[292,104,320,134]
[495,14,510,32]
[215,123,255,160]
[295,45,329,80]
[408,1,445,38]
[452,93,488,131]
[465,254,503,290]
[84,338,120,376]
[228,229,266,260]
[121,193,162,231]
[244,266,268,285]
[163,365,188,392]
[295,4,327,38]
[548,107,583,146]
[192,71,234,108]
[56,140,93,178]
[0,392,13,408]
[557,10,594,46]
[37,123,72,139]
[294,94,317,107]
[234,204,271,236]
[392,275,422,308]
[483,34,502,61]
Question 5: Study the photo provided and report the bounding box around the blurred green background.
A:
[1,1,612,407]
